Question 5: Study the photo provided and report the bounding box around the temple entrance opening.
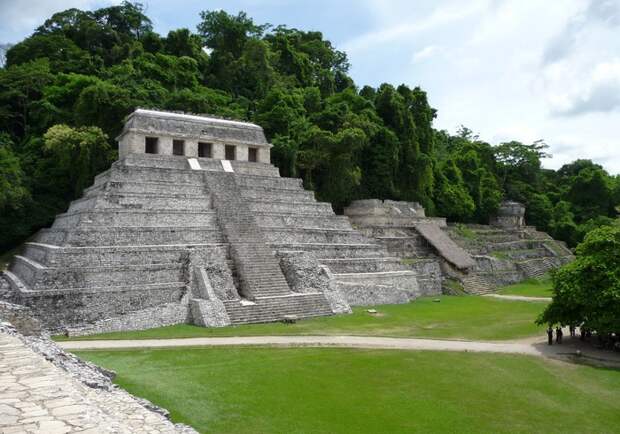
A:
[173,139,185,156]
[198,142,212,158]
[145,136,158,154]
[248,147,258,162]
[225,145,236,160]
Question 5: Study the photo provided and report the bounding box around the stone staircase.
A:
[203,170,332,321]
[232,173,423,304]
[223,293,333,325]
[517,257,565,279]
[461,274,495,294]
[447,223,574,289]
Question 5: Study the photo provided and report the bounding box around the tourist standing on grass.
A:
[547,326,554,345]
[556,327,563,344]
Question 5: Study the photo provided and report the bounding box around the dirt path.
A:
[59,335,540,354]
[57,334,620,366]
[483,294,552,302]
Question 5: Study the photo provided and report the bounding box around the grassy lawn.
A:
[76,347,620,434]
[498,278,553,297]
[57,295,547,342]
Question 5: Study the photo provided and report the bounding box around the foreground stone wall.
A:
[0,322,197,433]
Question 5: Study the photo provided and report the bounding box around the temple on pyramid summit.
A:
[1,109,427,335]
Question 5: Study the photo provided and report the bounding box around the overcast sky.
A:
[1,0,619,174]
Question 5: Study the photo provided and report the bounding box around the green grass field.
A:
[76,347,620,434]
[56,295,547,342]
[498,278,553,297]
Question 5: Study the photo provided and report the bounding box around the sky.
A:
[1,0,619,174]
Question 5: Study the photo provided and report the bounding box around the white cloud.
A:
[0,0,119,43]
[411,45,439,63]
[342,0,620,174]
[343,0,487,54]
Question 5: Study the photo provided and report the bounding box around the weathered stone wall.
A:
[0,300,42,335]
[335,271,421,306]
[65,296,191,337]
[18,284,188,333]
[184,247,238,300]
[408,260,443,295]
[337,282,410,306]
[277,251,351,314]
[344,199,447,228]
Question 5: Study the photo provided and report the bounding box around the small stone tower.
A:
[490,201,526,229]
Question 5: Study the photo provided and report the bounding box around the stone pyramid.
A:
[2,110,426,335]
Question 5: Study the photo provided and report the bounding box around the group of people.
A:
[546,325,579,345]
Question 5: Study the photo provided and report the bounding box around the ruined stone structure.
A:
[345,199,574,294]
[490,201,526,229]
[345,200,449,295]
[0,109,425,334]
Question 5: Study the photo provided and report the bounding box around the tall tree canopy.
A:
[0,2,618,251]
[538,222,620,337]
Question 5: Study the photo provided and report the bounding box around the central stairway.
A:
[231,173,422,304]
[203,170,332,324]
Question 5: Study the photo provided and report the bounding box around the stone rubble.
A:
[0,323,197,434]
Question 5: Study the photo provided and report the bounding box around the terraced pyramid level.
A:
[446,224,574,292]
[344,199,574,295]
[1,152,424,334]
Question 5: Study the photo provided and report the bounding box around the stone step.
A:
[241,187,315,202]
[486,239,547,251]
[272,243,386,259]
[264,228,370,245]
[95,165,205,186]
[85,180,206,197]
[52,210,218,229]
[21,242,230,267]
[234,173,304,191]
[35,227,225,247]
[517,257,560,278]
[319,257,405,273]
[69,193,212,212]
[10,255,185,290]
[490,248,551,260]
[254,213,352,231]
[223,293,332,324]
[461,274,495,294]
[248,200,334,215]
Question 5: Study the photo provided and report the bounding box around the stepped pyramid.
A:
[345,199,574,295]
[1,109,422,334]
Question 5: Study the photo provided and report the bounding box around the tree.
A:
[538,222,620,337]
[0,135,29,210]
[43,124,115,196]
[1,3,618,256]
[74,79,133,139]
